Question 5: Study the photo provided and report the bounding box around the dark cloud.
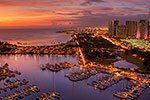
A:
[81,10,92,15]
[80,0,106,6]
[56,12,79,15]
[123,7,142,12]
[101,7,113,10]
[55,13,150,27]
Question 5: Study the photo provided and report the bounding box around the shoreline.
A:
[0,36,77,55]
[0,29,72,47]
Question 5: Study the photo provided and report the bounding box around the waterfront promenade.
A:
[0,38,77,55]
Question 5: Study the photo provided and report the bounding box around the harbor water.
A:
[0,55,150,100]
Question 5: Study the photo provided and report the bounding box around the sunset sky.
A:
[0,0,149,29]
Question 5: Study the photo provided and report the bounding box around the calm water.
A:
[113,60,138,69]
[0,29,71,46]
[0,55,150,100]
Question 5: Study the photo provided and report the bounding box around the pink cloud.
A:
[0,0,149,28]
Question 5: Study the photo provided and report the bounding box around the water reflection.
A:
[33,55,37,62]
[15,55,18,61]
[0,55,149,100]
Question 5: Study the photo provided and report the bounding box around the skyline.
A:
[0,0,150,29]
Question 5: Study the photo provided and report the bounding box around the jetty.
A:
[40,62,76,72]
[88,73,125,90]
[36,91,61,100]
[0,85,40,100]
[113,81,149,99]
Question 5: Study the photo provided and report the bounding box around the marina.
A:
[113,81,149,99]
[0,0,149,99]
[36,91,60,100]
[0,53,150,100]
[41,62,76,72]
[88,73,125,90]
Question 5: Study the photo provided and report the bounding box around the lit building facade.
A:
[126,21,137,39]
[108,20,149,39]
[148,21,150,39]
[116,25,127,38]
[108,20,119,36]
[108,21,112,36]
[136,20,148,39]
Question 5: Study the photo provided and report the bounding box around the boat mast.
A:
[53,72,56,92]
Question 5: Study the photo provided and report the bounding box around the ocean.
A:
[0,29,72,46]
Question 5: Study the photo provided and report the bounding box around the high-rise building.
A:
[137,20,148,39]
[108,20,119,36]
[126,21,137,39]
[108,21,112,36]
[148,21,150,39]
[116,25,127,38]
[109,20,149,39]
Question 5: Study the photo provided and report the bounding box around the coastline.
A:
[0,36,76,55]
[0,29,72,47]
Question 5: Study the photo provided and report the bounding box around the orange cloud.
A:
[0,0,73,7]
[0,0,149,29]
